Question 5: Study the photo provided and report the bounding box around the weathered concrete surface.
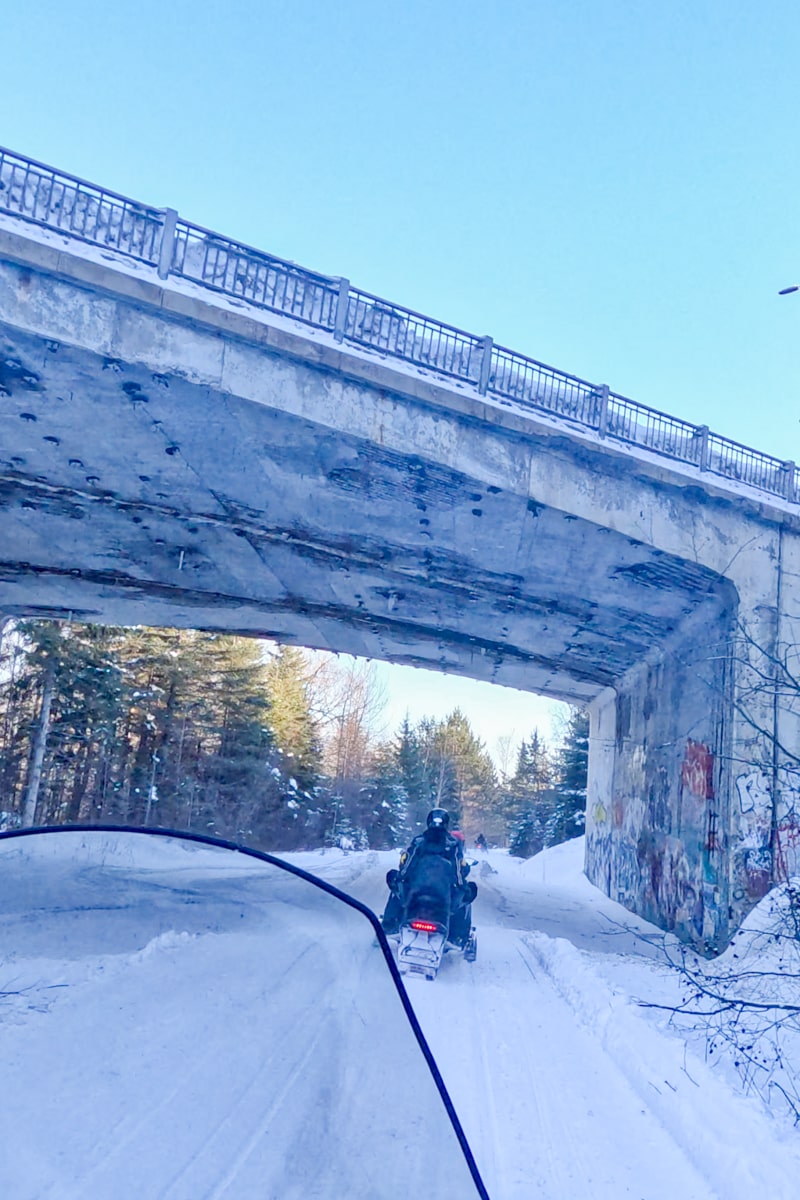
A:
[2,218,799,947]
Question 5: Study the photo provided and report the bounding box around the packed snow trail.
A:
[2,832,799,1199]
[297,841,800,1200]
[0,834,480,1200]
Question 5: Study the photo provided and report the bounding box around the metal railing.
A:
[343,286,486,383]
[0,147,163,264]
[0,144,795,506]
[171,220,340,330]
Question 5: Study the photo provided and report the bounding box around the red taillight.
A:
[410,920,439,933]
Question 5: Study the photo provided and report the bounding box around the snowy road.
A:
[297,842,800,1200]
[411,928,714,1200]
[0,834,479,1200]
[1,832,799,1199]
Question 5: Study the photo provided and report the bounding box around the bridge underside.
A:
[3,234,763,951]
[0,321,732,705]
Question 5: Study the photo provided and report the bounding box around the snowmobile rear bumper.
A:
[398,926,446,980]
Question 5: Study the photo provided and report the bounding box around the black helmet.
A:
[426,808,450,830]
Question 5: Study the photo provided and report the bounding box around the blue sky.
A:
[4,0,800,757]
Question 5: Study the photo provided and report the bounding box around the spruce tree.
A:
[505,730,554,857]
[263,645,321,789]
[360,742,410,848]
[549,708,589,845]
[0,622,324,849]
[414,708,497,835]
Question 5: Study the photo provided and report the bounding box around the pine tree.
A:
[7,622,128,826]
[0,625,29,827]
[356,741,410,849]
[549,708,589,845]
[394,715,431,828]
[414,708,498,836]
[0,623,324,849]
[263,644,321,790]
[42,624,128,824]
[505,730,554,856]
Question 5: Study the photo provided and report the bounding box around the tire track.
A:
[353,848,720,1200]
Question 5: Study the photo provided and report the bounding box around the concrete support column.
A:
[583,520,800,951]
[586,602,737,950]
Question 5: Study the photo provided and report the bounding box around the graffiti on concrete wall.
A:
[680,739,721,856]
[586,826,640,907]
[588,739,721,941]
[776,766,800,878]
[681,734,714,801]
[728,761,800,897]
[660,837,702,938]
[634,829,701,937]
[735,769,771,847]
[626,741,717,940]
[586,729,761,946]
[735,768,772,900]
[615,834,640,903]
[682,739,714,800]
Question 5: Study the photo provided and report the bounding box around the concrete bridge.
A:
[2,146,799,948]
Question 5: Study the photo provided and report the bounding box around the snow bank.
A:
[0,828,278,875]
[524,929,800,1196]
[505,835,589,885]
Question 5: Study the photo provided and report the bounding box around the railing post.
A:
[784,460,796,501]
[478,336,493,394]
[696,425,710,472]
[596,384,610,437]
[157,208,178,279]
[333,277,350,342]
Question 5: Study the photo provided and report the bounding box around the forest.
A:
[0,621,588,855]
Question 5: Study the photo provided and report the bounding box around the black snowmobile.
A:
[382,809,478,980]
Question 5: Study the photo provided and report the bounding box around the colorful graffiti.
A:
[681,739,721,857]
[661,837,702,938]
[681,739,714,800]
[635,829,702,937]
[587,731,800,945]
[743,848,772,898]
[586,829,640,906]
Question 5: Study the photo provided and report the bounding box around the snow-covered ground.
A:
[290,838,800,1199]
[1,831,799,1199]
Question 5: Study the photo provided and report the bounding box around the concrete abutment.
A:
[586,601,737,948]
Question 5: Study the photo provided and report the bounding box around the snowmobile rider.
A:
[401,808,467,879]
[380,808,475,941]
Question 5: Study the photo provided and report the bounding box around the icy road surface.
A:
[1,832,799,1199]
